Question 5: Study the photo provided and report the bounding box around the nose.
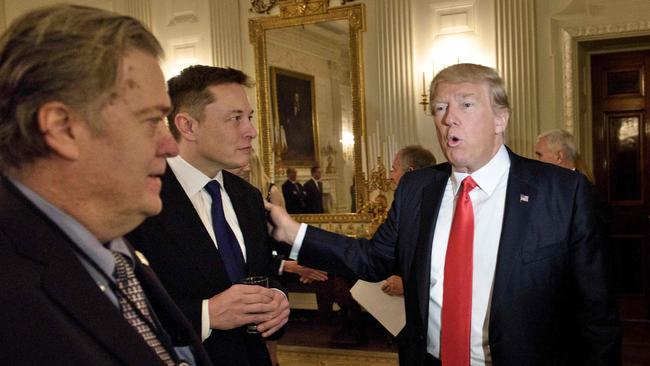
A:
[442,107,458,127]
[158,125,179,157]
[244,119,258,140]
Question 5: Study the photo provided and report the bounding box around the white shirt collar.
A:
[167,155,224,197]
[451,144,511,196]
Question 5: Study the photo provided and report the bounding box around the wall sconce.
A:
[419,72,431,115]
[340,130,355,161]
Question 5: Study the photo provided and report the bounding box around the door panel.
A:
[591,50,650,321]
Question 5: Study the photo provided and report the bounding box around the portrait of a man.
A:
[271,67,318,167]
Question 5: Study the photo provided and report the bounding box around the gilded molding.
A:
[249,3,369,225]
[279,0,328,17]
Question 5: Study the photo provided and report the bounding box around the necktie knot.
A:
[459,176,478,196]
[204,180,221,199]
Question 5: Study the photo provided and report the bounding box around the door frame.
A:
[559,23,650,169]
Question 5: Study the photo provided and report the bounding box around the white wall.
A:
[8,0,650,170]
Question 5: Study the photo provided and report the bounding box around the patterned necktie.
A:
[441,176,478,366]
[204,180,247,283]
[111,251,175,366]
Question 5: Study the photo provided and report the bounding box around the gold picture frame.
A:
[270,66,319,168]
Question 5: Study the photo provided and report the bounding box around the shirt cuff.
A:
[289,223,308,260]
[278,259,286,275]
[201,299,212,341]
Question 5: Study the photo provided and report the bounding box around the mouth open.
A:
[447,135,461,147]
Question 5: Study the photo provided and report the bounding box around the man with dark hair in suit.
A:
[127,65,289,366]
[282,167,307,213]
[266,63,620,365]
[303,166,325,213]
[0,5,212,365]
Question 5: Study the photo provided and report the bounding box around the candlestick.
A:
[422,72,426,92]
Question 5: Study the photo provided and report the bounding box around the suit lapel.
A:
[489,152,536,326]
[411,165,449,330]
[0,179,163,365]
[159,167,231,285]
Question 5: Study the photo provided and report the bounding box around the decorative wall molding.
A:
[495,0,538,157]
[432,0,475,35]
[167,10,198,26]
[168,36,200,66]
[375,0,417,159]
[561,20,650,132]
[124,0,152,29]
[210,0,243,69]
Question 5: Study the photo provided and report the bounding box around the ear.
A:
[494,108,509,135]
[38,101,81,160]
[174,112,198,141]
[556,150,565,164]
[407,166,414,172]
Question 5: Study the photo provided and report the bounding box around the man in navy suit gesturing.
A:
[265,63,620,365]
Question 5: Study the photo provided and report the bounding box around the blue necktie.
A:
[204,180,247,283]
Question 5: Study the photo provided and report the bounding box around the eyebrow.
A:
[227,109,255,115]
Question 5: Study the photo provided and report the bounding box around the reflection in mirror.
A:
[267,20,354,213]
[249,3,367,223]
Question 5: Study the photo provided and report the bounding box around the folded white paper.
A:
[350,280,406,336]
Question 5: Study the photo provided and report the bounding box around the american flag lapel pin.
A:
[519,194,529,203]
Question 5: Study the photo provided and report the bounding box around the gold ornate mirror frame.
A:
[249,1,371,226]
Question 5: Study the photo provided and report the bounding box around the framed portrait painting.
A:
[270,66,319,168]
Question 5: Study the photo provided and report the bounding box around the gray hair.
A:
[0,4,163,170]
[537,129,577,163]
[398,145,436,170]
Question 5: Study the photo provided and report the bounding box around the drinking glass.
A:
[238,276,269,334]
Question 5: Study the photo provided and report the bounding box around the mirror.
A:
[249,1,369,223]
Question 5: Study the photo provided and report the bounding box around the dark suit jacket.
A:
[296,148,621,366]
[0,178,212,366]
[303,178,324,213]
[282,179,306,214]
[127,167,282,366]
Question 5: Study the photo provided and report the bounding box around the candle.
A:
[422,72,426,93]
[361,137,367,178]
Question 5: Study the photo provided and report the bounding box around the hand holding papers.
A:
[350,280,406,336]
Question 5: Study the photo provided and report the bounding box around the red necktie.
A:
[441,176,478,366]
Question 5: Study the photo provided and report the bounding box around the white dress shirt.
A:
[167,155,247,341]
[291,144,511,365]
[427,144,510,365]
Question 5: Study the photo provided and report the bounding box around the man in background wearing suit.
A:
[303,166,325,213]
[266,63,620,365]
[282,167,307,213]
[535,128,595,183]
[382,145,436,364]
[0,5,212,365]
[127,65,289,366]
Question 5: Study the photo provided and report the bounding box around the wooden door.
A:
[591,50,650,322]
